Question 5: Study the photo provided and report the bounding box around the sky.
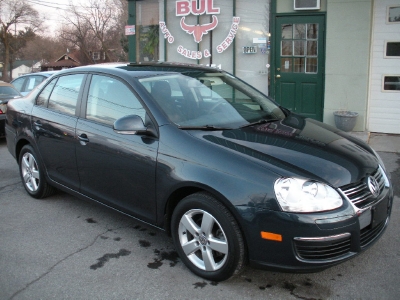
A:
[27,0,80,35]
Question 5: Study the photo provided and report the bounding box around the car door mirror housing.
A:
[113,115,148,135]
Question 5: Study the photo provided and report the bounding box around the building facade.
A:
[127,0,400,134]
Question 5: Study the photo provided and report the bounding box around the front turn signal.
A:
[261,231,282,242]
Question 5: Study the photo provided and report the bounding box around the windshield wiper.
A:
[239,118,280,129]
[178,125,232,131]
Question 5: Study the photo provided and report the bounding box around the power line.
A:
[27,0,72,10]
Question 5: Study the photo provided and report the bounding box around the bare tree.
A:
[0,0,42,81]
[60,0,125,64]
[60,9,97,64]
[19,35,70,63]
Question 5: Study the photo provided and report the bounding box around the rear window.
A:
[0,86,20,96]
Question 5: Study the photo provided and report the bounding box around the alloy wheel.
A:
[21,152,40,192]
[178,209,228,271]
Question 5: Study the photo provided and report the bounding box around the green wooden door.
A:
[273,15,325,121]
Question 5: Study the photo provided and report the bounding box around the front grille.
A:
[360,219,386,247]
[294,234,351,261]
[339,167,385,209]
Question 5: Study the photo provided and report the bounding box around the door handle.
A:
[33,120,43,130]
[276,74,281,78]
[78,134,90,144]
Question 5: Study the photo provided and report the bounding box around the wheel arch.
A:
[162,184,250,257]
[15,138,31,161]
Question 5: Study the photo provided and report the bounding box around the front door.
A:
[75,74,159,224]
[273,15,325,121]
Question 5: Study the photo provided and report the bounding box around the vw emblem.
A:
[199,234,208,246]
[367,176,380,198]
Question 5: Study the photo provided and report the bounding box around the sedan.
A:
[10,71,56,96]
[5,63,393,281]
[0,81,22,137]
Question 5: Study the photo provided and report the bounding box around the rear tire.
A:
[171,192,246,281]
[19,145,56,199]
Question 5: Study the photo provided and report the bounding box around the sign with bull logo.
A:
[159,0,240,60]
[180,15,218,43]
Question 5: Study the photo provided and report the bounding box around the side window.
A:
[37,78,57,107]
[11,77,25,92]
[48,74,84,115]
[86,75,146,125]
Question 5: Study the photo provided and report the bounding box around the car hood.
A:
[188,114,378,187]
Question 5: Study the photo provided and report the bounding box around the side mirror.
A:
[113,115,147,135]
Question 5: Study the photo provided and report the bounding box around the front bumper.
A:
[243,184,393,272]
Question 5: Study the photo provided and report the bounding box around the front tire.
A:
[171,192,246,281]
[19,145,55,199]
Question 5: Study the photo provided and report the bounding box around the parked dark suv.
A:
[5,63,393,281]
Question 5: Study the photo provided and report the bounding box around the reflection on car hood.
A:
[190,114,378,187]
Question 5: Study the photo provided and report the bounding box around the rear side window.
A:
[46,74,84,115]
[86,75,146,125]
[37,79,56,107]
[24,75,46,93]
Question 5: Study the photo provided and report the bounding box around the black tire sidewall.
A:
[19,145,46,199]
[171,193,243,281]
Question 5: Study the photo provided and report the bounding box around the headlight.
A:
[274,177,343,213]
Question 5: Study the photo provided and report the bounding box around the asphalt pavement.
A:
[0,134,399,300]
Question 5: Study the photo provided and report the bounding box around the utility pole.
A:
[127,0,136,62]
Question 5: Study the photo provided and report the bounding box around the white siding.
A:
[368,0,400,134]
[11,65,31,79]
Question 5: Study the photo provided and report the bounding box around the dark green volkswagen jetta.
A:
[5,63,393,281]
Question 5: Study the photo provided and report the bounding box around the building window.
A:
[385,42,400,57]
[136,0,160,62]
[387,6,400,23]
[280,23,318,74]
[92,52,100,60]
[383,76,400,91]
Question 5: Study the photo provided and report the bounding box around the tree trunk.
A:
[2,26,10,82]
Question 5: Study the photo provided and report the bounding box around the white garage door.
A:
[368,1,400,134]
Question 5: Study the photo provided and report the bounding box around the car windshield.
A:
[137,71,285,129]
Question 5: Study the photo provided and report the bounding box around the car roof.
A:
[54,62,225,79]
[11,71,57,81]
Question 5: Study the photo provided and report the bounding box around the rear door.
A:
[75,74,159,223]
[32,74,86,189]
